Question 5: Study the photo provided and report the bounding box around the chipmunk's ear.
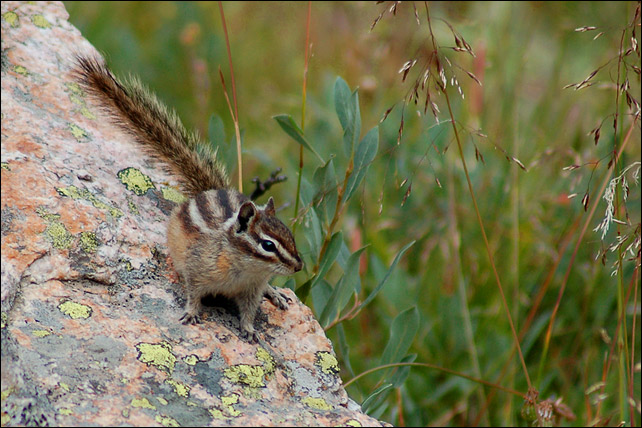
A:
[236,201,258,233]
[264,197,276,216]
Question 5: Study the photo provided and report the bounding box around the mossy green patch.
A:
[155,415,179,427]
[224,364,266,388]
[136,341,176,374]
[32,329,51,337]
[302,397,333,411]
[31,14,51,28]
[118,167,155,196]
[316,351,339,375]
[3,11,19,27]
[56,185,123,218]
[160,186,187,204]
[58,301,92,319]
[165,379,190,398]
[131,397,156,410]
[79,231,98,253]
[69,123,88,141]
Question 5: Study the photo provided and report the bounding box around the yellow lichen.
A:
[117,167,155,196]
[316,351,339,375]
[155,415,179,427]
[127,198,140,215]
[136,341,176,374]
[165,379,190,398]
[31,14,51,29]
[79,231,98,253]
[156,397,168,406]
[302,397,333,411]
[66,82,84,96]
[56,185,123,218]
[1,162,10,171]
[131,397,156,410]
[80,107,96,120]
[58,408,73,416]
[224,364,266,388]
[58,301,92,319]
[59,383,70,392]
[221,394,241,417]
[44,220,73,249]
[3,11,19,27]
[32,329,51,337]
[256,347,275,375]
[208,408,229,420]
[183,354,199,366]
[13,65,28,76]
[345,419,363,427]
[1,312,8,329]
[69,123,88,141]
[161,186,187,204]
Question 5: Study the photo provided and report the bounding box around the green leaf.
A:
[380,307,420,380]
[336,324,354,377]
[310,279,333,316]
[334,77,361,156]
[313,157,338,225]
[208,113,226,145]
[273,114,324,163]
[295,277,313,302]
[344,126,379,202]
[301,195,323,260]
[389,353,417,387]
[315,231,343,283]
[361,383,393,413]
[358,240,415,310]
[319,246,367,328]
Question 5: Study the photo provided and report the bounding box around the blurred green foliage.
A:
[66,2,640,426]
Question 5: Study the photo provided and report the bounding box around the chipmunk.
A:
[74,55,303,342]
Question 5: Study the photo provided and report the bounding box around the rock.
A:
[0,2,387,426]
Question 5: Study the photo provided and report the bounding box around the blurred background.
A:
[66,2,640,426]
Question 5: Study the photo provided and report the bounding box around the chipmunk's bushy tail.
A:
[74,55,228,195]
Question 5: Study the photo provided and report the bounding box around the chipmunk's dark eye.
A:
[261,239,276,252]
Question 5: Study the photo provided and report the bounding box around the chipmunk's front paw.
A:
[239,325,259,344]
[265,286,291,310]
[180,312,201,325]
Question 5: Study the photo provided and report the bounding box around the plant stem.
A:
[218,1,243,192]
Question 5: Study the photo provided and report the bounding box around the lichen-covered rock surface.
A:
[0,2,386,426]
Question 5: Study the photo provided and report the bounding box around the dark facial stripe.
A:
[195,192,216,228]
[216,190,233,220]
[178,201,199,234]
[250,230,294,267]
[229,233,274,262]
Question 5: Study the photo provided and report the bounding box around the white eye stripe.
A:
[258,233,299,264]
[188,199,209,232]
